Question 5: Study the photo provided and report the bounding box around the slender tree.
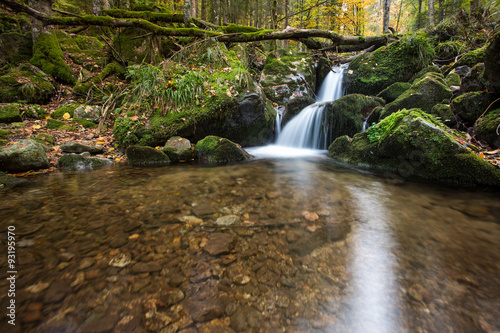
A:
[429,0,435,27]
[184,0,192,26]
[383,0,391,33]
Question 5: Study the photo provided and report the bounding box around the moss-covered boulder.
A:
[283,95,316,127]
[46,118,64,129]
[260,54,316,105]
[451,91,496,127]
[323,94,382,141]
[344,35,435,96]
[73,105,101,123]
[443,45,487,76]
[0,139,50,172]
[411,65,442,83]
[430,104,456,127]
[445,72,461,87]
[485,32,500,93]
[58,154,112,171]
[196,136,250,163]
[0,31,32,65]
[461,63,487,92]
[163,136,193,162]
[376,82,411,103]
[0,66,54,104]
[381,75,452,119]
[30,32,75,85]
[474,108,500,149]
[33,133,54,146]
[60,142,104,154]
[54,30,105,72]
[126,146,171,166]
[328,109,500,186]
[0,104,22,123]
[51,103,78,119]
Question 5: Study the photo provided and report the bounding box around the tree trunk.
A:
[438,0,443,22]
[429,0,435,27]
[272,0,278,29]
[382,0,391,33]
[28,0,52,43]
[92,0,102,16]
[184,0,192,26]
[201,0,206,21]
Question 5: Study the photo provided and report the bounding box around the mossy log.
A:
[0,0,395,51]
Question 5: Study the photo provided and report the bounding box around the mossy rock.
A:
[451,91,496,127]
[52,103,77,119]
[0,68,54,104]
[55,30,106,71]
[72,118,97,128]
[58,154,112,171]
[30,32,75,85]
[381,75,452,119]
[328,109,500,187]
[113,28,163,64]
[485,32,500,93]
[21,104,46,119]
[126,146,171,167]
[474,108,500,149]
[445,72,461,87]
[411,65,442,83]
[0,128,11,139]
[345,35,435,96]
[444,45,487,76]
[430,104,456,127]
[0,13,21,34]
[33,133,54,145]
[0,31,32,65]
[323,94,382,144]
[0,171,28,188]
[46,118,65,129]
[461,63,487,92]
[0,104,22,123]
[0,139,50,172]
[376,82,411,103]
[195,136,250,163]
[163,136,193,162]
[260,54,316,105]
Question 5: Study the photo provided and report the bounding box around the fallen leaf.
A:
[32,125,41,130]
[62,112,71,120]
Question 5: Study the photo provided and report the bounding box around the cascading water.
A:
[275,64,347,149]
[247,64,347,158]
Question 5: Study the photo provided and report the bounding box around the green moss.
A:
[46,118,65,129]
[444,46,487,76]
[451,91,492,126]
[223,24,261,34]
[411,65,442,83]
[0,104,22,123]
[376,82,411,103]
[195,135,250,163]
[474,108,500,148]
[126,146,170,166]
[52,104,77,119]
[73,61,125,95]
[430,104,456,126]
[72,118,97,128]
[435,40,464,60]
[0,129,11,139]
[0,69,54,104]
[445,72,461,87]
[33,133,54,145]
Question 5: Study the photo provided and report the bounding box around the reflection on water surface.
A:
[0,157,499,332]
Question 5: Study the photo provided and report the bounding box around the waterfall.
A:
[276,64,346,149]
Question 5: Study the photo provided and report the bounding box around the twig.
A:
[52,8,83,18]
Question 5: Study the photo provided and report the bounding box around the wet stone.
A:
[43,281,71,303]
[78,313,120,333]
[161,288,185,306]
[192,203,218,217]
[215,215,241,226]
[78,257,95,270]
[108,253,132,268]
[113,315,142,333]
[197,318,235,333]
[190,300,224,323]
[203,233,235,256]
[108,235,128,248]
[230,305,263,331]
[131,262,162,274]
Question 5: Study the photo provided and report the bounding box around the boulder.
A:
[196,136,250,163]
[444,72,461,87]
[283,95,316,126]
[381,74,452,119]
[344,36,435,96]
[451,91,496,127]
[430,104,456,127]
[126,146,170,166]
[0,139,50,172]
[328,109,500,186]
[74,105,101,123]
[0,104,22,123]
[376,82,411,103]
[0,31,32,65]
[485,32,500,93]
[411,65,442,83]
[260,54,316,105]
[474,108,500,149]
[0,66,54,104]
[461,63,487,92]
[163,136,193,162]
[60,142,104,154]
[58,154,112,171]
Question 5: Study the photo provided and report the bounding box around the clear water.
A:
[1,160,499,332]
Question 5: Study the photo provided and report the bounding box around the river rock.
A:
[215,215,240,226]
[283,95,316,127]
[189,300,224,322]
[78,313,120,333]
[60,142,104,154]
[462,63,487,92]
[196,136,250,163]
[0,103,22,123]
[131,262,162,274]
[163,136,193,162]
[58,154,112,171]
[203,233,235,256]
[161,288,185,306]
[74,105,101,123]
[230,305,263,331]
[376,82,411,103]
[126,145,170,166]
[328,108,500,186]
[0,139,49,172]
[43,281,71,303]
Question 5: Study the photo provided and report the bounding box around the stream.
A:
[1,156,499,332]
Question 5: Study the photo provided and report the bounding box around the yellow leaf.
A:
[62,112,71,120]
[478,152,485,159]
[226,88,232,97]
[96,140,105,145]
[32,125,41,129]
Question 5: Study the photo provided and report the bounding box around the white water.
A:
[248,64,346,158]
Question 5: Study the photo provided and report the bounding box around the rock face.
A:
[0,104,22,123]
[57,154,112,171]
[344,36,434,96]
[196,136,250,163]
[282,95,315,127]
[328,109,500,186]
[126,146,171,166]
[163,136,193,162]
[474,108,500,149]
[0,139,50,172]
[381,74,452,119]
